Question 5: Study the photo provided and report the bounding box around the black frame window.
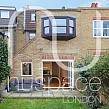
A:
[42,16,76,39]
[69,19,74,34]
[43,18,49,34]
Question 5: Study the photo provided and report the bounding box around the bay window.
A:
[42,16,76,40]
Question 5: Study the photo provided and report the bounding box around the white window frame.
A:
[42,59,74,88]
[4,31,10,37]
[93,20,109,38]
[21,62,33,76]
[29,33,36,40]
[1,11,9,18]
[4,31,10,47]
[31,13,35,22]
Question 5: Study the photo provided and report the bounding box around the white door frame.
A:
[42,59,74,89]
[68,61,74,88]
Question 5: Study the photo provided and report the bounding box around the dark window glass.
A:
[103,21,109,28]
[103,29,109,36]
[22,63,32,75]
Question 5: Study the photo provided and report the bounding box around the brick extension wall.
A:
[12,8,109,85]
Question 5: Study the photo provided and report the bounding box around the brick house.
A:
[7,3,109,90]
[0,6,17,68]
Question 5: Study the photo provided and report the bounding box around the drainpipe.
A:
[23,7,26,31]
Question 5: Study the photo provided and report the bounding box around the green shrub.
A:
[0,35,10,84]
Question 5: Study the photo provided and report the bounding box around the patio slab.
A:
[2,90,79,98]
[19,93,32,97]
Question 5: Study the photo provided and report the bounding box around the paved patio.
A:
[2,89,80,98]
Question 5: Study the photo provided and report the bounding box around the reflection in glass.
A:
[94,21,101,28]
[29,33,35,40]
[103,29,109,36]
[52,27,66,33]
[69,27,73,34]
[22,63,32,75]
[45,27,49,34]
[69,20,74,27]
[44,19,49,26]
[52,19,66,26]
[103,21,109,28]
[94,29,101,36]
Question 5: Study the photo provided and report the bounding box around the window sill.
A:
[42,34,76,40]
[21,75,33,77]
[30,21,35,23]
[1,17,9,19]
[93,36,109,38]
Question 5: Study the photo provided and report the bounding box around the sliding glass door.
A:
[68,61,74,88]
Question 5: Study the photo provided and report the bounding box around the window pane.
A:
[22,63,32,75]
[69,27,74,34]
[31,14,35,21]
[94,21,101,28]
[52,27,66,33]
[103,21,109,28]
[44,19,49,26]
[94,29,101,36]
[52,19,66,26]
[103,29,109,36]
[45,27,49,34]
[29,33,35,40]
[1,11,9,18]
[69,20,74,27]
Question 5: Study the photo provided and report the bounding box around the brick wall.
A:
[12,8,109,82]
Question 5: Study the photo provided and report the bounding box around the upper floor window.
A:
[42,16,76,39]
[29,33,36,40]
[31,13,35,21]
[93,20,109,37]
[1,11,9,18]
[52,19,66,33]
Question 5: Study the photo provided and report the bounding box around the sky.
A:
[1,0,109,9]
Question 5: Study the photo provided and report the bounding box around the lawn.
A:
[0,98,88,109]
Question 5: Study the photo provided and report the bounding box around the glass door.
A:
[68,61,74,88]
